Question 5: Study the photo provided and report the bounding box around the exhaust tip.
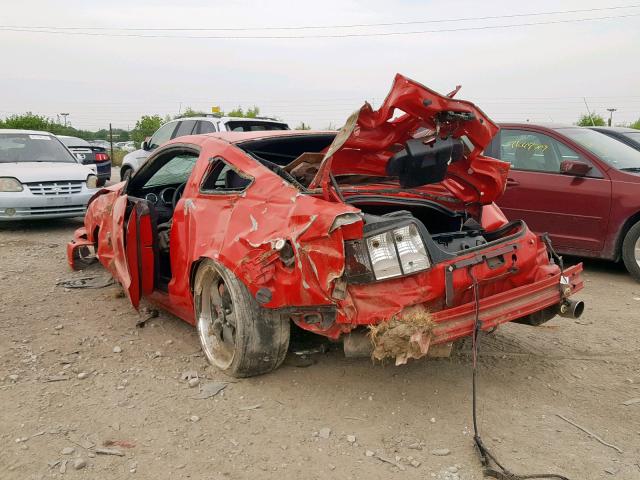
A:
[559,299,584,319]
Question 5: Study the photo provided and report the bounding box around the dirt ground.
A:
[1,216,640,480]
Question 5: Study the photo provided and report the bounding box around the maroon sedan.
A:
[485,123,640,281]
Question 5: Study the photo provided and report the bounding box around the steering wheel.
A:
[172,182,187,210]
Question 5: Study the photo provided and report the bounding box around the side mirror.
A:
[141,137,151,151]
[560,160,592,177]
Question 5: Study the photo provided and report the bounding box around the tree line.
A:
[2,109,638,145]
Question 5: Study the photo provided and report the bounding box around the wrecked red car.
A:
[67,74,584,377]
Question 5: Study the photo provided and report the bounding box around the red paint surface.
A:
[68,75,583,344]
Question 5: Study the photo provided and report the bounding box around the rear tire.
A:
[96,178,106,187]
[622,221,640,282]
[193,259,289,377]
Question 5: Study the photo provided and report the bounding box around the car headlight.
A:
[344,223,431,283]
[0,177,23,192]
[86,175,98,189]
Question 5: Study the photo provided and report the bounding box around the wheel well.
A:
[189,257,208,295]
[615,211,640,260]
[120,165,132,175]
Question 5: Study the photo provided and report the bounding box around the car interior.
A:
[126,148,200,287]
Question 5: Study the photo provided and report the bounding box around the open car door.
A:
[124,199,156,308]
[111,195,156,308]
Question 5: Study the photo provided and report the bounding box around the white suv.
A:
[120,116,289,180]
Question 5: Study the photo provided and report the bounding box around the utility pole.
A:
[607,108,617,127]
[60,113,69,127]
[109,123,114,161]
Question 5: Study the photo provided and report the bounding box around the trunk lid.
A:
[310,74,509,205]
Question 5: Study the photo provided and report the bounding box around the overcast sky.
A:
[1,0,639,130]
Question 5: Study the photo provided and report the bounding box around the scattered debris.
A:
[410,459,421,468]
[188,378,200,388]
[622,398,640,406]
[556,414,623,454]
[95,447,125,456]
[103,439,136,449]
[113,346,122,354]
[73,458,87,470]
[372,453,406,471]
[346,435,356,444]
[369,306,434,365]
[319,427,331,439]
[181,370,198,381]
[44,375,68,383]
[61,447,75,455]
[8,374,19,382]
[57,275,114,289]
[365,450,375,457]
[190,415,201,423]
[59,459,68,474]
[239,404,262,411]
[54,324,64,330]
[195,382,227,399]
[431,448,451,456]
[77,372,89,380]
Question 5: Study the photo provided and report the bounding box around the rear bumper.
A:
[430,263,583,344]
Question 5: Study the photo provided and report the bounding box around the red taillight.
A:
[95,153,110,162]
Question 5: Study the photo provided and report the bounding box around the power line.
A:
[1,5,638,32]
[0,13,638,39]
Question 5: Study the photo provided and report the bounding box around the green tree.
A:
[131,115,163,144]
[2,112,53,132]
[630,117,640,130]
[576,113,606,126]
[227,106,261,118]
[176,107,208,119]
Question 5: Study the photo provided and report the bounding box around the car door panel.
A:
[110,195,156,308]
[494,128,612,252]
[500,171,611,250]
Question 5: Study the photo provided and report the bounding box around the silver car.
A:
[0,129,98,220]
[120,116,290,180]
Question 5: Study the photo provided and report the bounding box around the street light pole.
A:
[607,108,617,127]
[60,113,69,127]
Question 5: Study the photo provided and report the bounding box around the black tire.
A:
[96,178,107,188]
[193,259,290,377]
[622,221,640,282]
[120,167,132,182]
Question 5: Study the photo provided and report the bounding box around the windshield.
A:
[60,136,90,147]
[225,121,289,132]
[560,128,640,170]
[622,131,640,142]
[0,133,77,164]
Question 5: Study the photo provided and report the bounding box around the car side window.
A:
[196,121,216,134]
[149,123,178,150]
[498,129,601,177]
[172,120,197,139]
[200,159,252,193]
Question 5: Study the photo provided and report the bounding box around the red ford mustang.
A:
[68,75,584,377]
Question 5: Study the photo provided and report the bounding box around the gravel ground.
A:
[1,214,639,480]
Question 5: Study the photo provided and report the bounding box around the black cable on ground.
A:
[468,267,570,480]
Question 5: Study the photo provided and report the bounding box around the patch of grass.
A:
[111,149,127,167]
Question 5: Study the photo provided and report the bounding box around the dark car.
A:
[59,136,111,187]
[588,126,640,151]
[485,123,640,280]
